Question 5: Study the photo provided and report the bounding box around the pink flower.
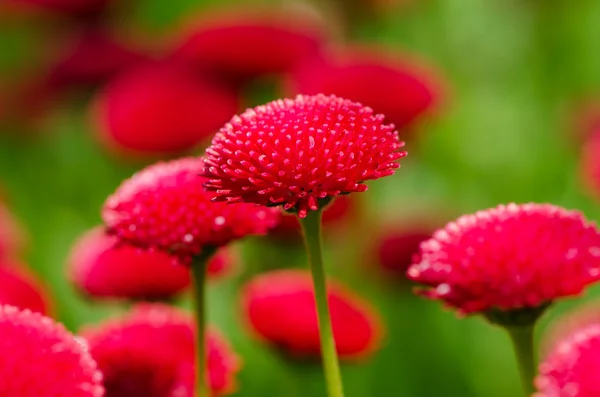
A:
[93,62,240,155]
[82,304,239,397]
[0,262,50,315]
[241,269,383,359]
[289,47,443,132]
[203,94,406,218]
[0,305,104,397]
[103,157,279,259]
[535,323,600,397]
[408,203,600,314]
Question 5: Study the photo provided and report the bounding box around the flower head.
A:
[172,9,325,84]
[241,269,383,359]
[289,48,442,131]
[0,305,104,397]
[0,262,50,315]
[82,303,239,397]
[203,94,405,218]
[93,62,240,155]
[103,157,279,259]
[535,323,600,397]
[407,203,600,314]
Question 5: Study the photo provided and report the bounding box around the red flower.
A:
[103,157,279,258]
[241,269,383,359]
[0,305,104,397]
[270,195,354,240]
[0,262,50,315]
[407,203,600,314]
[203,94,406,218]
[375,228,432,277]
[82,304,239,397]
[581,130,600,200]
[172,9,325,84]
[93,62,240,155]
[289,47,443,131]
[535,323,600,397]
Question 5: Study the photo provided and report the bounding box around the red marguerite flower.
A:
[82,304,239,397]
[93,62,239,155]
[69,227,236,300]
[103,157,279,259]
[535,323,600,397]
[289,48,442,131]
[203,94,405,218]
[241,269,383,359]
[0,305,104,397]
[172,9,325,84]
[0,262,50,315]
[407,203,600,314]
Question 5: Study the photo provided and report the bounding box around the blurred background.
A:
[1,0,600,396]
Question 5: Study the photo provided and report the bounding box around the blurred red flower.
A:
[241,269,383,359]
[203,94,405,218]
[0,262,50,315]
[93,61,240,155]
[288,47,443,133]
[103,157,279,259]
[172,9,326,84]
[0,305,104,397]
[581,130,600,200]
[408,203,600,314]
[375,228,432,278]
[82,303,240,397]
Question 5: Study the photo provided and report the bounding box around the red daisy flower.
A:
[289,47,443,131]
[0,262,50,315]
[581,130,600,200]
[535,323,600,397]
[203,94,405,218]
[93,62,240,155]
[82,303,240,397]
[407,203,600,314]
[241,269,383,359]
[0,305,104,397]
[172,9,325,84]
[103,157,279,258]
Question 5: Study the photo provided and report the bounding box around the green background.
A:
[2,0,600,396]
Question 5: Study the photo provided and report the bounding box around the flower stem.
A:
[191,247,218,397]
[298,208,345,397]
[505,325,536,396]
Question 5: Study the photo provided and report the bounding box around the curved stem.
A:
[298,209,345,397]
[506,325,536,396]
[191,247,218,397]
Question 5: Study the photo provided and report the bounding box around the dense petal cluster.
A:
[204,94,405,218]
[103,157,279,258]
[241,269,383,359]
[290,48,441,131]
[0,305,104,397]
[82,304,239,397]
[407,203,600,314]
[581,131,600,200]
[93,62,239,155]
[535,323,600,397]
[0,263,49,314]
[173,10,324,83]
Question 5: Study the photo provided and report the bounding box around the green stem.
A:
[505,325,536,397]
[298,209,345,397]
[191,247,218,397]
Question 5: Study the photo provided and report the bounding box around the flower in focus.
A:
[203,94,406,218]
[241,269,383,359]
[289,48,443,132]
[407,203,600,315]
[375,227,432,278]
[580,130,600,200]
[93,62,240,155]
[270,196,354,240]
[0,305,104,397]
[172,9,325,84]
[82,303,239,397]
[0,262,50,315]
[535,323,600,397]
[103,157,279,259]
